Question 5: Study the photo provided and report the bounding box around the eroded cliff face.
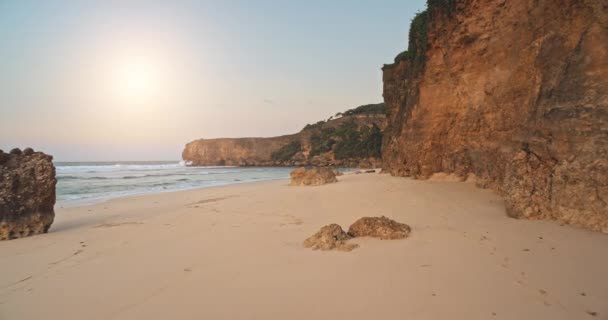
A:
[382,0,608,232]
[183,135,298,166]
[183,113,386,167]
[0,148,56,240]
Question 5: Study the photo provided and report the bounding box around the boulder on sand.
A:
[303,224,358,252]
[0,148,56,240]
[348,216,411,240]
[289,167,338,186]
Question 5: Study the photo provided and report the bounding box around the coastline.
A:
[55,175,291,208]
[55,164,358,208]
[1,173,607,319]
[54,163,303,207]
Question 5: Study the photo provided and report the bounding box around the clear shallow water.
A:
[55,161,295,205]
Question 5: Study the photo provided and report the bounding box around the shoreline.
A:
[2,173,606,319]
[56,176,290,208]
[55,167,365,208]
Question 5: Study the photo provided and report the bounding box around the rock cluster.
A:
[303,217,410,252]
[0,148,56,240]
[382,0,608,232]
[347,216,411,240]
[303,224,359,252]
[289,167,338,186]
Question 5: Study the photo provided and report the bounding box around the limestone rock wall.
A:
[382,0,608,232]
[0,148,57,240]
[183,135,297,166]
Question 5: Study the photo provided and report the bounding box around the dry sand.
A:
[0,173,606,319]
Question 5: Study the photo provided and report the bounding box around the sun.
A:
[115,59,160,100]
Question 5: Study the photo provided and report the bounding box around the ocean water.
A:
[55,161,295,205]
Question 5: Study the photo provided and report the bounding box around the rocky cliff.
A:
[183,134,298,166]
[382,0,608,232]
[183,104,386,167]
[0,148,56,240]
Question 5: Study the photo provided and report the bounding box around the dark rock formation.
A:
[182,105,386,168]
[382,0,608,232]
[0,148,56,240]
[289,167,338,186]
[303,224,359,251]
[347,216,411,240]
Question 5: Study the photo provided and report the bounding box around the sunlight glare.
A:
[115,59,160,101]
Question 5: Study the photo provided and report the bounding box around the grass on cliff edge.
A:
[271,140,302,162]
[309,121,383,160]
[271,121,383,162]
[391,0,458,68]
[304,103,385,131]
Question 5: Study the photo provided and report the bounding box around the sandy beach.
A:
[1,173,606,320]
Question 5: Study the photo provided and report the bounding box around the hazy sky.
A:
[0,0,426,161]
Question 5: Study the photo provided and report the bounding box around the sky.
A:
[0,0,426,161]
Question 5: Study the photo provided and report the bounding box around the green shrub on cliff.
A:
[391,10,428,71]
[393,0,458,66]
[343,103,386,116]
[307,121,382,160]
[404,10,429,73]
[309,127,337,157]
[300,104,385,160]
[303,120,326,131]
[271,140,302,162]
[334,124,382,160]
[394,50,408,63]
[427,0,458,15]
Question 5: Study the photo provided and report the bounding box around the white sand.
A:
[0,173,606,319]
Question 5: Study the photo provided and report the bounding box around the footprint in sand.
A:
[279,219,303,227]
[501,256,510,269]
[278,214,303,227]
[48,249,84,266]
[187,195,237,208]
[94,221,143,228]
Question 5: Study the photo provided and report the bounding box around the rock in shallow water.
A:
[289,167,338,186]
[347,216,411,240]
[0,148,56,240]
[303,224,359,252]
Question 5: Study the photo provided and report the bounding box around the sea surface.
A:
[55,161,295,205]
